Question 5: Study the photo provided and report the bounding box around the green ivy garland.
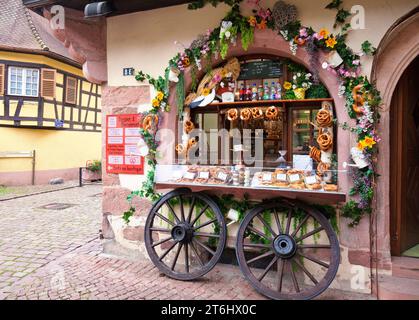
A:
[124,1,381,228]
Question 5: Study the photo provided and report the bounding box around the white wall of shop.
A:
[106,0,418,87]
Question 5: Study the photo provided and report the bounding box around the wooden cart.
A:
[144,182,345,300]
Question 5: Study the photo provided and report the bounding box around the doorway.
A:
[390,55,419,257]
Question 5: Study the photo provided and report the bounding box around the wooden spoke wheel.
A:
[145,189,227,281]
[236,200,340,300]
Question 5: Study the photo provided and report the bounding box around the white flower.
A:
[293,75,297,80]
[292,85,297,90]
[302,82,308,88]
[297,73,301,77]
[225,31,231,39]
[322,62,329,69]
[306,73,312,79]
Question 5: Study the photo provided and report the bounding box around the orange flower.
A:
[325,37,337,49]
[363,136,376,149]
[182,57,190,67]
[319,28,330,39]
[357,141,366,151]
[294,36,306,46]
[256,19,267,30]
[248,16,257,27]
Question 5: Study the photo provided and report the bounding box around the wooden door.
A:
[390,56,419,256]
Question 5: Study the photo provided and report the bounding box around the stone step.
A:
[392,256,419,280]
[378,274,419,300]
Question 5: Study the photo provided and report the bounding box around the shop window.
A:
[65,76,77,104]
[7,66,39,97]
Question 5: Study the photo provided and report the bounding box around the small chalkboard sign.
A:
[238,61,283,80]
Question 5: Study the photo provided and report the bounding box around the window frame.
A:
[7,66,40,97]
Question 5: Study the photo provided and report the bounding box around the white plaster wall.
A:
[106,0,418,87]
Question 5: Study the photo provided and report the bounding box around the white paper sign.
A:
[108,116,117,128]
[125,156,141,165]
[305,176,317,185]
[199,171,210,179]
[108,137,123,144]
[289,174,301,183]
[125,128,141,136]
[108,128,123,137]
[276,173,287,182]
[108,155,123,165]
[125,145,140,155]
[293,155,313,171]
[217,172,228,181]
[262,173,272,182]
[172,171,183,180]
[184,172,196,180]
[125,136,142,144]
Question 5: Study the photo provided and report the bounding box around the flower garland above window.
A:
[129,0,381,227]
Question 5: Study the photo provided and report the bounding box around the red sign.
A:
[106,114,144,175]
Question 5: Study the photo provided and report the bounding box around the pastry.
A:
[273,181,289,188]
[227,108,239,121]
[352,84,365,114]
[306,183,322,190]
[317,162,330,176]
[289,182,306,190]
[184,120,195,134]
[251,107,264,120]
[142,114,158,131]
[175,144,186,155]
[317,133,333,151]
[240,108,252,121]
[265,106,278,120]
[323,184,338,192]
[309,146,321,162]
[316,109,333,127]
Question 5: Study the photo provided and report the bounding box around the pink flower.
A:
[352,59,360,66]
[299,28,308,38]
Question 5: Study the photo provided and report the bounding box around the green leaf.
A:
[325,0,343,9]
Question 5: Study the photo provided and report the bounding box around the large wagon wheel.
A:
[145,188,227,281]
[236,200,340,300]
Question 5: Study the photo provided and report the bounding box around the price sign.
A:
[262,173,272,182]
[289,174,301,183]
[276,173,287,182]
[217,172,228,181]
[106,114,144,174]
[305,176,318,185]
[199,171,210,179]
[184,172,197,180]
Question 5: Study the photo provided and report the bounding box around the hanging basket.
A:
[293,88,306,100]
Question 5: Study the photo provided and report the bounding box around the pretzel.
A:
[240,108,252,121]
[352,84,365,114]
[175,144,186,155]
[317,133,333,151]
[309,146,322,162]
[184,120,195,134]
[251,107,264,120]
[316,109,333,127]
[227,108,239,121]
[142,114,158,131]
[188,137,198,149]
[323,184,338,192]
[306,183,322,190]
[289,182,306,190]
[265,106,278,120]
[317,162,330,176]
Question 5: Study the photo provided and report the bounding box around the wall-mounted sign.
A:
[238,61,283,80]
[106,114,144,175]
[123,67,134,76]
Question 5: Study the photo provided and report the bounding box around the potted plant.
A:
[82,160,102,182]
[291,71,313,100]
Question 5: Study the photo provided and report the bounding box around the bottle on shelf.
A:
[245,85,252,101]
[239,83,245,101]
[257,84,264,101]
[270,82,277,100]
[276,82,282,100]
[263,82,270,100]
[251,83,258,101]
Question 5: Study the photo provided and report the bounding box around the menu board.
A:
[238,61,283,80]
[106,114,144,174]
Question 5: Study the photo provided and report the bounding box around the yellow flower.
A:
[202,88,210,96]
[248,16,257,27]
[363,136,376,149]
[325,37,337,49]
[357,141,366,151]
[319,28,330,39]
[283,81,292,90]
[152,99,160,108]
[156,91,164,101]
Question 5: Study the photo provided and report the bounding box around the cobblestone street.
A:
[0,185,371,300]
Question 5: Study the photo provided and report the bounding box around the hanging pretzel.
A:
[317,162,331,176]
[227,108,239,121]
[142,114,159,131]
[175,144,186,155]
[265,106,279,120]
[251,107,264,120]
[316,109,333,128]
[184,120,195,134]
[352,84,365,114]
[317,133,333,151]
[240,108,252,121]
[309,146,321,162]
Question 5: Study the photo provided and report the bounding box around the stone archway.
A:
[371,8,419,267]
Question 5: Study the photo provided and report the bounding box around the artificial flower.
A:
[363,136,376,149]
[318,28,330,39]
[299,28,308,38]
[325,37,338,49]
[152,99,160,108]
[283,81,292,90]
[256,19,267,30]
[182,57,190,67]
[156,91,164,101]
[248,16,257,27]
[202,88,211,96]
[357,140,367,151]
